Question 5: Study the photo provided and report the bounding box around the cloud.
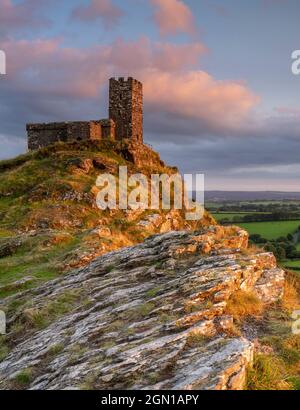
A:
[1,33,299,190]
[0,0,50,35]
[106,37,207,72]
[152,130,300,190]
[72,0,123,28]
[151,0,197,37]
[0,35,257,141]
[143,71,259,135]
[0,134,27,160]
[0,36,207,99]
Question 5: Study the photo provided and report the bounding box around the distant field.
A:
[212,213,248,221]
[212,212,270,222]
[237,220,300,240]
[283,259,300,270]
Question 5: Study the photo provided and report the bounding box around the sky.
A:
[0,0,300,191]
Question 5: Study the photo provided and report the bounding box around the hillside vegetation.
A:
[0,142,299,390]
[0,140,213,299]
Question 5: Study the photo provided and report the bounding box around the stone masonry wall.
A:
[109,77,143,143]
[27,121,107,150]
[99,119,116,140]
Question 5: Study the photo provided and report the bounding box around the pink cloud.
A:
[151,0,197,37]
[143,71,259,132]
[105,37,207,72]
[0,0,50,32]
[72,0,123,28]
[0,37,206,95]
[0,36,259,136]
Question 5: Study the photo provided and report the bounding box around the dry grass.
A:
[226,291,264,321]
[282,271,300,312]
[247,272,300,390]
[186,331,211,348]
[239,244,261,256]
[247,354,292,390]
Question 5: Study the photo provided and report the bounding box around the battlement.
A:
[109,77,143,86]
[27,77,143,151]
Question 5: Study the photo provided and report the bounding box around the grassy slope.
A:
[238,220,300,240]
[2,143,299,390]
[212,212,270,222]
[246,271,300,390]
[0,141,212,299]
[0,143,127,297]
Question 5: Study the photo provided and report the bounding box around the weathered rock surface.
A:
[0,226,285,390]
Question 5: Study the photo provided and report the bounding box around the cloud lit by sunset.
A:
[1,0,300,190]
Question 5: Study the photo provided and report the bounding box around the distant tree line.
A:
[210,202,300,215]
[219,211,300,225]
[249,226,300,261]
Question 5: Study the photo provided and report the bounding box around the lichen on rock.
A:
[0,226,285,390]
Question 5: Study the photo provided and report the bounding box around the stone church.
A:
[27,77,143,150]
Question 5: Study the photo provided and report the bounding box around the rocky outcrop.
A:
[0,226,285,390]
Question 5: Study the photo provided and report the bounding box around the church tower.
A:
[109,77,143,143]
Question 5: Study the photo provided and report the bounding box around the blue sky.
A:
[1,0,300,190]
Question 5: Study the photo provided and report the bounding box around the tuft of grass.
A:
[68,344,88,365]
[246,354,291,390]
[281,271,300,313]
[13,368,33,387]
[126,302,156,321]
[226,291,263,321]
[272,334,300,366]
[23,290,82,330]
[147,372,160,384]
[186,331,210,348]
[80,372,98,390]
[106,320,124,333]
[47,343,64,357]
[106,265,115,273]
[136,302,155,317]
[287,376,300,390]
[0,336,9,362]
[145,286,162,299]
[184,300,213,314]
[247,272,300,390]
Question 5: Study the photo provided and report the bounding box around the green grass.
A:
[0,233,83,297]
[212,212,270,222]
[13,368,33,387]
[283,259,300,270]
[23,289,83,330]
[237,220,300,240]
[0,336,9,362]
[246,354,291,390]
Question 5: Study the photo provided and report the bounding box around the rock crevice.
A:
[0,226,285,390]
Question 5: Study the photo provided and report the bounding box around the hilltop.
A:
[0,141,299,390]
[0,140,213,298]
